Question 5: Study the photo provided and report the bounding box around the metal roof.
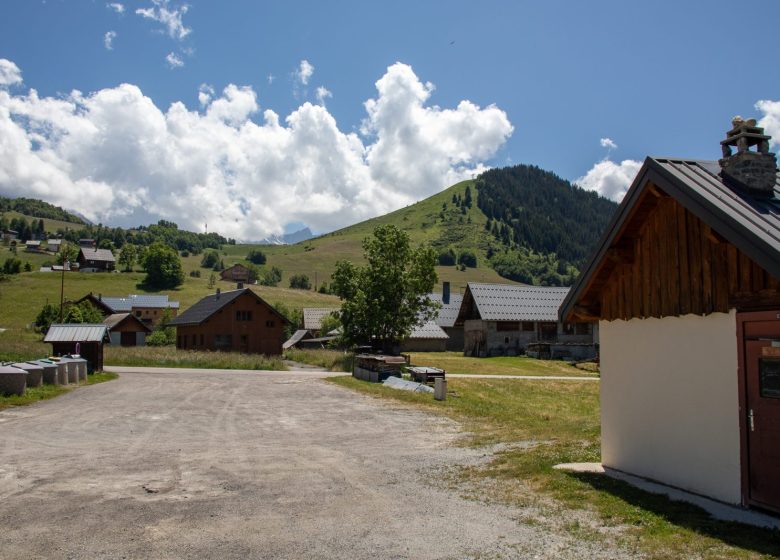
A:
[169,288,290,326]
[79,248,115,262]
[408,320,449,340]
[467,283,570,322]
[560,157,780,321]
[428,292,464,328]
[44,324,109,343]
[100,294,180,312]
[103,313,152,333]
[283,329,313,350]
[303,308,339,330]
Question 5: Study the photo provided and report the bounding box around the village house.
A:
[76,293,180,327]
[455,282,597,359]
[46,238,62,253]
[560,119,780,513]
[169,287,290,355]
[77,247,115,272]
[220,263,250,283]
[103,313,152,346]
[25,239,42,252]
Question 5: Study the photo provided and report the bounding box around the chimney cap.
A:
[719,117,777,199]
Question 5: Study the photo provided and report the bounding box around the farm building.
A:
[169,288,290,355]
[77,247,115,272]
[103,313,152,346]
[220,263,250,283]
[25,240,41,252]
[44,324,109,372]
[430,282,464,351]
[46,238,62,252]
[400,320,449,352]
[560,119,780,513]
[455,282,597,359]
[283,329,315,350]
[76,293,180,327]
[303,308,339,335]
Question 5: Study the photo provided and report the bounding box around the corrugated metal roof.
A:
[100,294,180,312]
[79,248,115,262]
[408,320,449,340]
[468,283,570,322]
[303,308,339,330]
[428,292,464,328]
[44,324,109,343]
[283,329,313,349]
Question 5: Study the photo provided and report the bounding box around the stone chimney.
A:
[719,116,777,199]
[443,282,450,305]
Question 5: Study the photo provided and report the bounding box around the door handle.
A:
[749,409,755,432]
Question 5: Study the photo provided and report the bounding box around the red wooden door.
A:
[744,316,780,513]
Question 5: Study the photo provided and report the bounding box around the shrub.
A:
[437,248,456,266]
[260,266,282,287]
[146,328,175,346]
[458,250,477,268]
[200,250,220,269]
[246,249,267,265]
[289,274,311,290]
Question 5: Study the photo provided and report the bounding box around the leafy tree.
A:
[2,257,21,274]
[142,242,184,289]
[289,274,311,290]
[319,312,341,336]
[65,301,104,324]
[118,243,137,272]
[437,248,456,266]
[35,303,60,333]
[57,243,78,266]
[331,225,438,352]
[213,259,225,272]
[458,250,477,268]
[200,250,220,269]
[98,238,115,251]
[207,272,217,288]
[246,249,267,265]
[260,266,282,287]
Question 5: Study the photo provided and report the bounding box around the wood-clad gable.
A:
[571,185,780,322]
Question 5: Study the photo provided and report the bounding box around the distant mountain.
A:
[258,227,313,245]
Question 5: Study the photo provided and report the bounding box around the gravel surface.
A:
[0,369,631,559]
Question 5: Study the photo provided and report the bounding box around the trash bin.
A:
[0,365,27,396]
[11,362,43,388]
[28,360,59,385]
[65,355,88,382]
[59,358,79,384]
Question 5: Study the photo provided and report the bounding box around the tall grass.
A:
[0,330,50,362]
[105,345,286,370]
[284,348,353,372]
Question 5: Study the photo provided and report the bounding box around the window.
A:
[496,321,520,332]
[266,320,275,328]
[236,310,252,321]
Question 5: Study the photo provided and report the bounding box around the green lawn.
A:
[105,346,286,370]
[329,376,780,559]
[407,351,598,376]
[0,371,117,411]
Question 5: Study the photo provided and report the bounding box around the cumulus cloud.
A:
[756,99,780,148]
[104,31,117,50]
[136,0,191,40]
[575,158,642,202]
[0,59,22,87]
[296,60,314,85]
[0,61,513,240]
[600,137,617,150]
[315,86,332,106]
[107,2,125,14]
[166,52,184,68]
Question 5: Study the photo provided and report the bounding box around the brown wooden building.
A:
[169,288,289,355]
[560,119,780,513]
[220,263,250,283]
[77,247,115,272]
[44,324,109,372]
[104,313,152,346]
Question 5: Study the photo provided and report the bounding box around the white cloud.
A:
[267,74,275,85]
[166,52,184,69]
[0,59,22,87]
[104,31,117,50]
[756,99,780,148]
[315,86,332,106]
[107,2,125,14]
[600,137,617,150]
[0,60,513,240]
[296,60,314,86]
[136,0,191,40]
[575,159,642,202]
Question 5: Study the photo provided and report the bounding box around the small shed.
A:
[44,324,110,373]
[560,119,780,513]
[47,238,62,252]
[25,240,42,252]
[104,313,152,346]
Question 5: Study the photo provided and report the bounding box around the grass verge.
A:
[105,346,286,370]
[328,376,780,559]
[406,351,598,376]
[283,348,353,372]
[0,371,118,411]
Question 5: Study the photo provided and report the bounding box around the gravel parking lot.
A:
[0,368,626,559]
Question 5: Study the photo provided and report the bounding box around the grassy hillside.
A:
[1,211,84,237]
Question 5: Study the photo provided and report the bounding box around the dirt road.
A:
[0,369,624,559]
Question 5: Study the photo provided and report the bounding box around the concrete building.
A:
[560,119,780,513]
[455,282,597,359]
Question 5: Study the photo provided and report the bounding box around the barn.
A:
[560,119,780,513]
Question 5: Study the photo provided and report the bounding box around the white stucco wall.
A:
[600,311,741,504]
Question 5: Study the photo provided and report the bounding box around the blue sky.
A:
[1,0,779,239]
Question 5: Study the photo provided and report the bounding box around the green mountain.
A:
[0,196,85,225]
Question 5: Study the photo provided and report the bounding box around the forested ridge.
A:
[0,196,85,224]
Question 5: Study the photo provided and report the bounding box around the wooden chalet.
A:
[104,313,152,346]
[77,247,115,272]
[220,263,250,283]
[560,119,780,513]
[169,288,290,355]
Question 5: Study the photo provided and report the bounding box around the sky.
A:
[1,0,780,241]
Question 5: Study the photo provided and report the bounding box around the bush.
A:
[200,250,220,269]
[146,328,175,346]
[3,257,21,274]
[246,249,267,265]
[437,248,456,266]
[289,274,311,290]
[458,250,477,268]
[189,269,201,278]
[260,266,282,287]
